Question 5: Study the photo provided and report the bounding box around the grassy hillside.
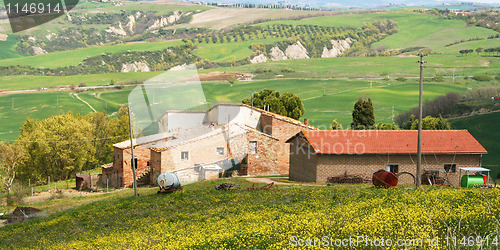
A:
[6,2,212,37]
[440,38,500,55]
[78,93,122,114]
[0,35,29,60]
[200,55,500,79]
[73,80,469,128]
[303,82,468,128]
[450,112,500,174]
[0,78,470,141]
[0,72,162,91]
[0,41,184,68]
[0,92,94,141]
[1,179,499,248]
[258,10,499,54]
[196,38,283,62]
[1,53,497,92]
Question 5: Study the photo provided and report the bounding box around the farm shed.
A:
[286,130,487,185]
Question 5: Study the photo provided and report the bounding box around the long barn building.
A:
[286,130,487,186]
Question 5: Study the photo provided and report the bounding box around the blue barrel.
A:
[460,175,485,188]
[157,172,181,189]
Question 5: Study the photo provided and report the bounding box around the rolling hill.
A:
[0,3,497,150]
[450,111,500,175]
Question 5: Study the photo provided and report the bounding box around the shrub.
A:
[6,183,29,206]
[472,75,493,81]
[395,77,407,82]
[433,76,445,82]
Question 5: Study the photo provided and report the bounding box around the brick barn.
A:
[103,104,314,187]
[286,130,487,185]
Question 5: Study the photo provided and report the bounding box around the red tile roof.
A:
[296,130,487,154]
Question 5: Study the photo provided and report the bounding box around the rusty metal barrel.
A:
[372,170,398,188]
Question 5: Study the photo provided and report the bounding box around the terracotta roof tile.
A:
[300,130,487,154]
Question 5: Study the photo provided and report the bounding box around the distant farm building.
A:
[102,104,314,187]
[286,130,487,186]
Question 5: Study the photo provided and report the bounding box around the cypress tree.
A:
[351,98,375,129]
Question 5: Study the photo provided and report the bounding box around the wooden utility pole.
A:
[416,54,427,188]
[128,106,138,197]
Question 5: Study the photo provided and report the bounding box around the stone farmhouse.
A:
[102,104,315,187]
[286,129,487,185]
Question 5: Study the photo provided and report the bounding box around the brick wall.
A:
[150,150,162,185]
[246,130,280,176]
[112,146,151,187]
[102,147,124,188]
[260,115,273,135]
[261,114,311,171]
[314,154,482,185]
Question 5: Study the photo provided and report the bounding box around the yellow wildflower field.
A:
[1,179,499,249]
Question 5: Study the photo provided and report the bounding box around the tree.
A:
[280,92,305,120]
[0,142,24,193]
[330,119,342,130]
[475,47,483,55]
[242,89,305,120]
[410,116,451,130]
[351,98,375,129]
[17,113,96,184]
[85,110,129,166]
[376,122,399,130]
[228,76,237,86]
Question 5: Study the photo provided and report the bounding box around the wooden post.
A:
[128,106,138,197]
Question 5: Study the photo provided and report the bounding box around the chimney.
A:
[304,118,308,125]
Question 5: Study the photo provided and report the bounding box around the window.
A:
[147,161,150,166]
[444,164,456,173]
[249,141,257,154]
[216,147,224,155]
[132,158,138,170]
[181,151,189,160]
[387,164,398,173]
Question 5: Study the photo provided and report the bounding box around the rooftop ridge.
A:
[295,129,487,154]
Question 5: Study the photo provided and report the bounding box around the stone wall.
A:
[156,132,230,185]
[107,146,151,187]
[245,130,280,176]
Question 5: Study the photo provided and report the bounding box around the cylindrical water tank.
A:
[372,170,398,188]
[157,172,181,189]
[460,175,485,188]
